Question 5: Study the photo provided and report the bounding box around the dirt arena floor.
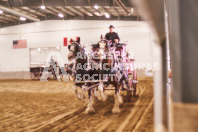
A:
[0,78,153,132]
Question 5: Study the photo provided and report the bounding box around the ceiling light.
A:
[41,6,45,9]
[94,12,101,16]
[131,8,134,13]
[38,48,41,52]
[87,12,93,16]
[58,13,64,18]
[0,10,3,14]
[94,5,99,9]
[56,46,60,50]
[20,17,26,21]
[105,13,110,18]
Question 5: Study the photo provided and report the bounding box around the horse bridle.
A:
[69,42,80,55]
[98,40,109,50]
[69,48,75,54]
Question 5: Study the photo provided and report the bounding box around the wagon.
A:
[75,41,138,101]
[30,67,44,80]
[30,61,63,80]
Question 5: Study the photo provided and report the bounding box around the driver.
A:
[105,25,120,47]
[105,25,128,88]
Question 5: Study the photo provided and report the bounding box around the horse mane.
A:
[74,42,87,61]
[76,42,85,53]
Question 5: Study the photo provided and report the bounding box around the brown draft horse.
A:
[68,39,98,113]
[91,35,125,113]
[68,39,87,98]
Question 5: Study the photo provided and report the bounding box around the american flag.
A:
[13,39,27,49]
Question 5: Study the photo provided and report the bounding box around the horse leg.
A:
[85,89,95,114]
[97,82,107,101]
[112,83,122,113]
[123,72,129,89]
[117,84,123,104]
[91,89,97,104]
[69,75,73,81]
[73,85,84,100]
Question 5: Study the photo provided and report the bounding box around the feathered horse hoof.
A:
[112,105,120,113]
[117,95,123,104]
[112,94,121,113]
[85,107,95,114]
[77,92,85,100]
[96,91,107,102]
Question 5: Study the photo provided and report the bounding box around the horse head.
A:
[68,39,81,61]
[98,40,109,60]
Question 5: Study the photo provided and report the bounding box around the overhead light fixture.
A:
[87,12,93,16]
[38,48,41,52]
[105,13,110,18]
[131,8,134,13]
[94,12,101,16]
[0,10,3,14]
[56,46,60,50]
[20,17,26,21]
[58,13,64,18]
[41,6,45,10]
[94,5,99,9]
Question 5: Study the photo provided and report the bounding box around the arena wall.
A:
[0,20,154,79]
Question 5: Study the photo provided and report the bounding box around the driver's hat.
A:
[109,25,114,28]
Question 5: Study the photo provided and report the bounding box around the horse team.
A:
[67,36,136,114]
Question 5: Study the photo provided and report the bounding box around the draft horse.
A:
[68,39,98,113]
[91,36,125,113]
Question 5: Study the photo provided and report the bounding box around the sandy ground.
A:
[0,79,153,132]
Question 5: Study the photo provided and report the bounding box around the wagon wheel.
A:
[127,78,133,102]
[132,70,137,96]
